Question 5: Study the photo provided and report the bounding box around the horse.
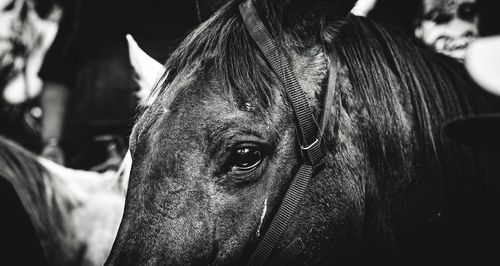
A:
[107,0,500,264]
[0,135,127,266]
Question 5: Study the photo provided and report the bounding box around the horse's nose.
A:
[106,188,217,265]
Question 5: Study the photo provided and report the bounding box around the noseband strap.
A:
[239,0,327,265]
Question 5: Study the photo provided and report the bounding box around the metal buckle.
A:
[301,138,320,151]
[300,138,324,172]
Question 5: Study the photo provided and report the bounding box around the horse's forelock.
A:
[147,0,348,122]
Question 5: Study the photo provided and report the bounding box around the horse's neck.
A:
[37,158,126,230]
[37,158,127,265]
[38,158,123,198]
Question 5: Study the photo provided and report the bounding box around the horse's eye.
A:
[228,145,264,174]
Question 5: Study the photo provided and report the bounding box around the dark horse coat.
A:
[107,0,500,265]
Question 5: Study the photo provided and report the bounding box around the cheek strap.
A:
[239,0,339,265]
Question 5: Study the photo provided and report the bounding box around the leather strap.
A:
[239,0,325,172]
[269,238,306,265]
[246,164,313,265]
[239,1,329,265]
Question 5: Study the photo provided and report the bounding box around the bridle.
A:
[239,0,337,265]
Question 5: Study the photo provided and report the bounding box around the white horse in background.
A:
[0,135,127,266]
[0,33,161,266]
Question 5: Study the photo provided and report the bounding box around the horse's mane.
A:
[329,16,500,257]
[0,136,79,264]
[330,15,499,174]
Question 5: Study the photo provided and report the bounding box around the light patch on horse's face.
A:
[256,198,268,237]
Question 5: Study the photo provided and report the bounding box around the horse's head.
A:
[108,0,363,264]
[108,0,500,264]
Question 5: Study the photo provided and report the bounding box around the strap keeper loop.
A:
[300,138,319,151]
[300,138,325,173]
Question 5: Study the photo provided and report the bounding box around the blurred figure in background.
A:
[0,0,60,151]
[414,0,479,61]
[39,0,200,170]
[356,0,480,61]
[365,0,500,62]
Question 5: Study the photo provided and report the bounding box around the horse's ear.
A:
[126,34,165,105]
[351,0,377,17]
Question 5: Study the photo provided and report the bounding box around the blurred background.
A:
[1,0,500,265]
[2,0,499,171]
